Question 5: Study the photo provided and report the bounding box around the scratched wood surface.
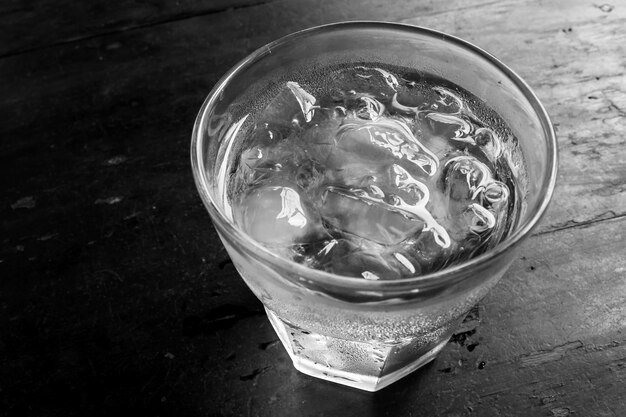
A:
[1,0,625,416]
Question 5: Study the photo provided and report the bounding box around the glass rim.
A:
[191,21,558,293]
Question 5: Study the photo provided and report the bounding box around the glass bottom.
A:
[266,308,451,392]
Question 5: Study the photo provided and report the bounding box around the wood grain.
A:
[1,0,624,416]
[0,0,274,57]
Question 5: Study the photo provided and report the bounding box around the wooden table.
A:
[1,0,625,415]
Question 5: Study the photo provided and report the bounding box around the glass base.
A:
[266,308,450,392]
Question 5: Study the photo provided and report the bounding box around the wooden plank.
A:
[0,0,273,57]
[0,0,480,57]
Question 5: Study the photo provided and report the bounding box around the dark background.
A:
[1,1,625,416]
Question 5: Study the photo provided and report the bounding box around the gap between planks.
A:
[533,211,626,237]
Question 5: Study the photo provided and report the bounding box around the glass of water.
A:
[191,22,557,391]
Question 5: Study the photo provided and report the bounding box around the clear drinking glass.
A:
[191,22,558,391]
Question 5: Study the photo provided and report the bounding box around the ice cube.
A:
[327,240,424,279]
[441,155,510,244]
[325,160,386,190]
[294,158,326,191]
[390,164,451,249]
[234,146,280,188]
[287,82,316,123]
[473,127,503,162]
[318,238,404,280]
[300,238,356,272]
[246,123,283,147]
[484,181,509,205]
[319,186,424,246]
[443,155,493,203]
[355,96,385,120]
[431,86,463,114]
[464,203,496,234]
[352,248,421,279]
[413,126,455,160]
[425,112,473,143]
[299,112,341,165]
[319,163,451,249]
[335,116,439,177]
[259,82,317,130]
[334,121,398,165]
[240,146,264,168]
[316,119,395,188]
[390,76,434,111]
[234,136,307,188]
[233,184,326,246]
